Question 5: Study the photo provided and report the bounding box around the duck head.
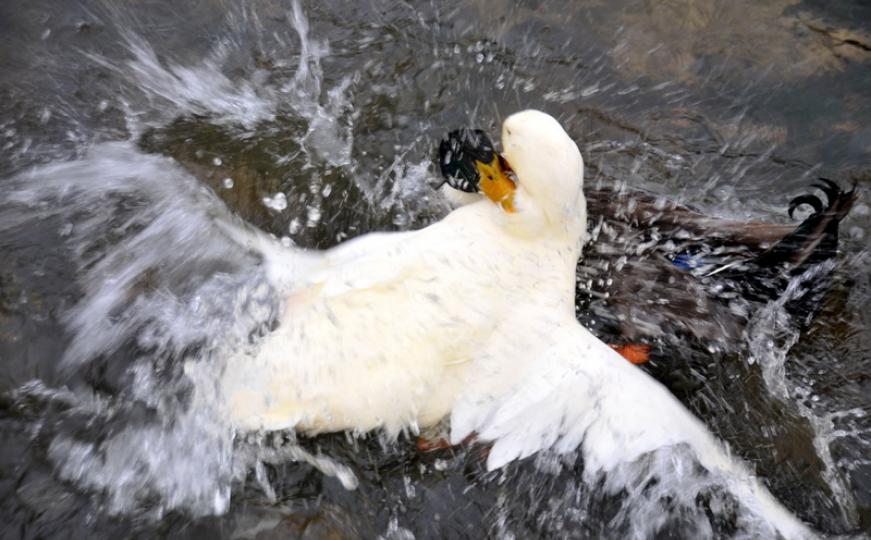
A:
[438,110,586,236]
[501,110,585,228]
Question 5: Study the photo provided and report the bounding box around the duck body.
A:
[216,111,813,537]
[223,172,583,436]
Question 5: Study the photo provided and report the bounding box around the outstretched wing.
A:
[450,321,714,471]
[449,319,811,538]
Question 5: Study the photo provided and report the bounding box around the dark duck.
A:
[436,128,857,359]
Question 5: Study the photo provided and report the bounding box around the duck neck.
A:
[501,186,586,239]
[539,193,588,261]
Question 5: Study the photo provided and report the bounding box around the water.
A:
[1,0,869,537]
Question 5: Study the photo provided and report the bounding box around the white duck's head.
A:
[442,110,586,238]
[500,110,585,227]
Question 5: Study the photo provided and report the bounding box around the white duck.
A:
[219,110,811,538]
[222,110,587,434]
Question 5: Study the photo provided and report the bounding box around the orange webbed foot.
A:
[610,343,652,365]
[416,433,477,453]
[416,436,452,452]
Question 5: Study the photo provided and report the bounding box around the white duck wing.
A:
[450,320,812,538]
[308,230,422,296]
[214,211,424,296]
[221,220,487,434]
[450,321,710,470]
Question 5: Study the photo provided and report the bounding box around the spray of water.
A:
[85,0,354,167]
[744,261,861,526]
[0,1,860,536]
[2,138,367,516]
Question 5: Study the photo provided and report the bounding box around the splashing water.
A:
[5,143,260,514]
[87,31,277,130]
[0,1,405,514]
[85,0,354,167]
[1,0,868,538]
[744,261,862,526]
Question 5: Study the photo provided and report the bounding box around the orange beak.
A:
[474,154,516,213]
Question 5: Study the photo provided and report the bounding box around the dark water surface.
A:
[1,0,870,538]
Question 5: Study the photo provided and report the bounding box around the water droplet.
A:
[222,177,234,189]
[212,157,223,166]
[262,192,287,211]
[306,205,322,226]
[289,218,301,235]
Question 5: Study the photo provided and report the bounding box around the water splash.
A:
[281,0,356,168]
[1,142,353,516]
[85,0,355,166]
[491,443,812,539]
[744,262,860,526]
[87,31,277,130]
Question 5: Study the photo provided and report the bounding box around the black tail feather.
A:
[753,180,857,270]
[788,194,824,219]
[719,180,857,317]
